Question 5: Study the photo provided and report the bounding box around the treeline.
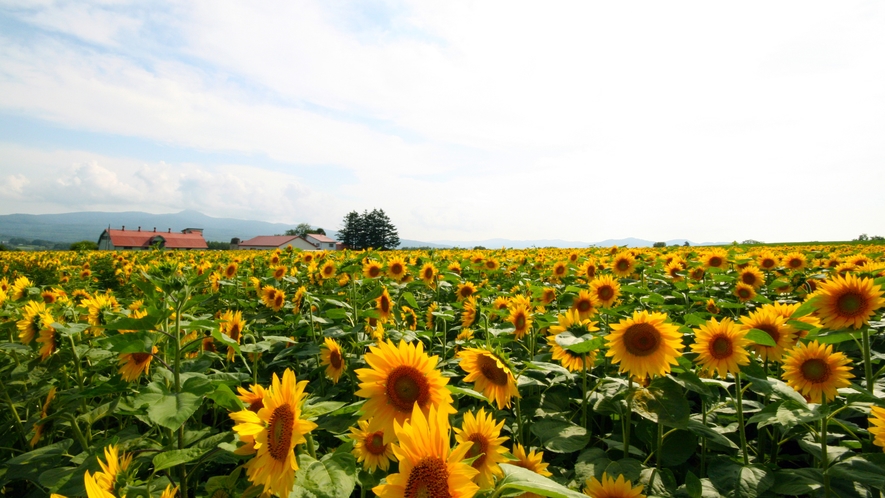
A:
[337,209,400,250]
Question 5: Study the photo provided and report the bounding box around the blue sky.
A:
[1,1,883,244]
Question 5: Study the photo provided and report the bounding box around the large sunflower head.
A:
[17,300,51,345]
[454,408,509,489]
[783,252,807,271]
[506,303,533,340]
[813,273,885,330]
[781,341,854,403]
[373,404,479,498]
[580,260,598,280]
[690,318,751,378]
[571,290,598,320]
[320,337,346,384]
[456,281,478,301]
[869,406,885,452]
[583,472,646,498]
[738,266,765,289]
[611,253,636,278]
[118,346,159,382]
[605,310,684,380]
[590,275,621,308]
[349,419,396,472]
[363,260,383,279]
[387,257,408,282]
[457,347,520,410]
[354,339,454,442]
[757,251,779,271]
[420,263,438,286]
[461,296,479,329]
[733,282,757,302]
[739,307,796,363]
[703,249,728,270]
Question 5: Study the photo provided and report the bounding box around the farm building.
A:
[97,227,208,250]
[304,233,337,250]
[232,233,338,251]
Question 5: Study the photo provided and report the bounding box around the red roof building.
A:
[233,235,318,251]
[97,227,208,250]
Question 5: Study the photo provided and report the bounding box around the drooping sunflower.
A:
[118,346,158,382]
[571,290,597,320]
[454,408,509,489]
[292,286,307,315]
[420,263,438,286]
[237,383,267,413]
[387,257,408,282]
[17,300,51,345]
[579,260,598,280]
[869,406,885,451]
[83,292,121,332]
[739,307,796,363]
[373,404,479,498]
[36,321,58,361]
[540,287,557,305]
[733,282,756,302]
[83,445,133,498]
[349,419,396,472]
[456,281,478,301]
[591,275,621,308]
[706,298,720,315]
[354,340,454,442]
[320,337,346,384]
[510,443,552,477]
[738,266,765,289]
[611,252,636,278]
[605,310,684,380]
[547,335,596,372]
[11,276,32,300]
[457,347,520,410]
[400,306,418,331]
[461,296,479,328]
[813,273,885,330]
[376,287,394,323]
[690,318,751,378]
[230,369,317,497]
[220,310,246,361]
[781,341,854,403]
[319,260,336,280]
[506,303,533,340]
[583,473,646,498]
[363,260,384,279]
[29,386,56,447]
[689,266,706,281]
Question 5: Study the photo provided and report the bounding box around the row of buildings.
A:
[97,227,339,251]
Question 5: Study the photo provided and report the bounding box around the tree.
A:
[338,209,399,250]
[70,240,98,251]
[285,223,314,238]
[653,242,666,248]
[856,233,870,241]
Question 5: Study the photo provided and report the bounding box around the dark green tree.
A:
[70,240,99,251]
[285,223,314,238]
[338,209,399,250]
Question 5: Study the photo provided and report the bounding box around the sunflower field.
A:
[1,243,884,498]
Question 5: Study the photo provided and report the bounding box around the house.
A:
[97,226,208,250]
[305,233,337,250]
[233,235,319,251]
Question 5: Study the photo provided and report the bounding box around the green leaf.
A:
[207,384,244,413]
[770,468,823,495]
[684,471,703,498]
[774,400,823,429]
[5,440,72,465]
[446,385,489,402]
[790,296,820,319]
[683,313,708,326]
[829,456,885,489]
[530,418,590,453]
[631,378,690,428]
[290,452,357,498]
[707,457,773,498]
[555,332,603,354]
[152,447,208,472]
[302,400,347,419]
[101,330,155,354]
[401,291,419,309]
[744,328,776,347]
[660,430,698,466]
[495,464,588,498]
[685,419,738,449]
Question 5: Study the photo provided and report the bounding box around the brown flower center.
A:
[460,287,474,298]
[386,366,430,413]
[366,432,386,455]
[514,314,526,331]
[466,434,488,468]
[597,286,614,301]
[836,292,865,316]
[390,263,404,275]
[423,268,434,280]
[405,457,450,498]
[623,323,661,357]
[368,266,381,278]
[329,348,343,369]
[801,358,830,383]
[379,294,391,313]
[616,259,630,271]
[477,354,510,386]
[267,404,295,462]
[741,273,758,285]
[755,324,780,345]
[131,352,152,365]
[709,336,733,359]
[575,299,592,313]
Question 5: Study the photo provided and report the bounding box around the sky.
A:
[1,1,883,245]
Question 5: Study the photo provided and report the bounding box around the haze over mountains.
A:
[0,210,726,248]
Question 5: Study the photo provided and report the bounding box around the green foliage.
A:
[69,240,98,251]
[337,208,399,250]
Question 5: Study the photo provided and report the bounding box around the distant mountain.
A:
[429,238,592,249]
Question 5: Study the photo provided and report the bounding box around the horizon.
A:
[1,2,883,243]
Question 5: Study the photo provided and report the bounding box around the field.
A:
[1,244,884,498]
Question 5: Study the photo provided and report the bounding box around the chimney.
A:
[138,226,141,231]
[168,228,171,233]
[153,227,156,232]
[122,226,125,231]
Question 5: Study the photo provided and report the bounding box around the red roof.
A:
[307,233,336,243]
[102,229,207,249]
[238,235,302,247]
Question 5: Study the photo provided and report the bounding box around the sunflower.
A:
[29,386,56,447]
[160,484,178,498]
[703,249,728,270]
[319,260,336,280]
[548,309,599,336]
[17,300,51,345]
[506,303,533,340]
[261,286,286,312]
[11,276,33,300]
[485,258,500,271]
[454,408,509,489]
[272,265,287,280]
[690,318,751,378]
[349,419,396,472]
[591,275,621,308]
[782,341,854,403]
[580,260,598,280]
[426,302,438,330]
[456,281,478,301]
[689,266,706,281]
[457,348,520,410]
[605,310,684,380]
[220,310,246,361]
[363,260,384,279]
[36,320,58,361]
[387,257,408,282]
[769,301,821,340]
[547,335,596,372]
[738,266,765,289]
[583,473,646,498]
[84,445,133,498]
[509,444,553,481]
[814,273,885,330]
[540,287,557,305]
[354,339,454,442]
[118,346,158,382]
[869,406,885,451]
[448,261,462,275]
[376,287,394,323]
[664,261,684,281]
[456,328,475,341]
[757,251,779,271]
[611,253,636,278]
[373,404,479,498]
[320,337,346,384]
[738,307,796,362]
[733,282,756,302]
[571,290,597,320]
[292,286,307,315]
[230,369,316,497]
[783,252,807,271]
[83,292,121,331]
[237,383,267,413]
[551,261,568,279]
[420,263,438,286]
[705,298,720,314]
[224,262,238,278]
[461,297,479,328]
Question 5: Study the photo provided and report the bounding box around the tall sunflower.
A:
[118,346,158,382]
[591,275,621,308]
[376,287,394,323]
[738,266,765,289]
[354,340,454,442]
[547,335,596,372]
[571,290,597,321]
[757,251,779,271]
[551,261,568,279]
[454,408,509,489]
[869,406,885,451]
[230,369,316,497]
[17,301,52,345]
[387,257,408,282]
[461,296,479,329]
[506,303,533,340]
[220,310,246,361]
[703,249,728,270]
[420,263,438,287]
[580,260,598,280]
[739,307,796,363]
[319,260,336,280]
[320,337,346,384]
[83,292,121,331]
[456,281,478,301]
[349,419,396,472]
[583,473,646,498]
[548,309,599,336]
[781,341,854,403]
[84,445,133,498]
[457,348,520,410]
[611,253,636,278]
[261,286,286,312]
[690,318,750,378]
[783,252,807,271]
[373,404,479,498]
[605,310,683,380]
[733,283,756,302]
[813,274,885,330]
[363,260,383,279]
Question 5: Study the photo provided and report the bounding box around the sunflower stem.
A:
[515,394,524,446]
[701,399,708,478]
[821,398,831,498]
[306,433,317,459]
[862,328,874,391]
[624,378,633,459]
[734,373,749,465]
[581,356,588,430]
[0,377,28,448]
